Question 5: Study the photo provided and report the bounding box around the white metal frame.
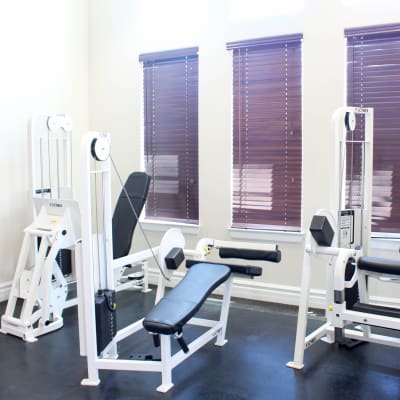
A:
[332,106,374,253]
[1,199,80,342]
[30,114,73,202]
[1,115,80,342]
[286,209,357,369]
[287,214,400,371]
[287,106,377,369]
[77,131,277,393]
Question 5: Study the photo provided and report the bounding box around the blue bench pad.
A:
[143,263,231,335]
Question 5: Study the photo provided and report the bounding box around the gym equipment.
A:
[287,106,373,368]
[1,118,151,343]
[287,106,400,369]
[1,115,80,342]
[76,131,281,393]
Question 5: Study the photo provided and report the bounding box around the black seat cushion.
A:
[143,263,231,335]
[358,256,400,276]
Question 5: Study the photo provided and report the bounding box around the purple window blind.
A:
[227,34,303,231]
[139,47,199,224]
[346,24,400,234]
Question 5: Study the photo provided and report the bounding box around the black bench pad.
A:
[186,259,262,277]
[143,263,231,335]
[358,256,400,276]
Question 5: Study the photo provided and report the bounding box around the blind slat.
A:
[141,50,199,223]
[230,37,302,231]
[347,23,400,234]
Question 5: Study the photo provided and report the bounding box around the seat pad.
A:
[143,263,231,335]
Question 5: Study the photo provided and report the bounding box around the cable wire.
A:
[109,154,170,281]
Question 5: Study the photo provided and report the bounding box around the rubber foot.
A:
[286,361,304,370]
[157,383,174,393]
[81,378,101,386]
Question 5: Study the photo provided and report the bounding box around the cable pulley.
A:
[91,137,110,161]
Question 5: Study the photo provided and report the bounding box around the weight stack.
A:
[95,289,117,355]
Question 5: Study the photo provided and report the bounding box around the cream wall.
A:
[87,0,400,305]
[0,1,88,293]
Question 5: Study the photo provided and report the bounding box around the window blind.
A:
[139,47,199,224]
[346,24,400,234]
[227,34,303,231]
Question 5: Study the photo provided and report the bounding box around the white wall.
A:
[0,1,88,292]
[87,0,400,305]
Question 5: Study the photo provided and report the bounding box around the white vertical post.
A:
[102,153,114,291]
[79,132,104,386]
[215,276,233,346]
[75,241,87,356]
[362,108,373,255]
[286,241,313,369]
[158,334,174,393]
[141,261,151,293]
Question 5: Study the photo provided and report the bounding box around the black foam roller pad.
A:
[165,247,185,270]
[309,215,334,247]
[219,247,281,263]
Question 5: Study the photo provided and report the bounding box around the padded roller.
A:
[358,256,400,276]
[219,247,281,263]
[352,302,400,319]
[143,263,231,335]
[309,215,334,247]
[165,247,185,270]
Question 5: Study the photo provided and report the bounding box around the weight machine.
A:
[77,131,281,392]
[1,116,152,343]
[1,115,80,342]
[288,106,400,370]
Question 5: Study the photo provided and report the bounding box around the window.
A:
[346,24,400,234]
[227,34,303,232]
[139,47,199,224]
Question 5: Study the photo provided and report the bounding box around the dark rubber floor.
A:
[1,288,400,400]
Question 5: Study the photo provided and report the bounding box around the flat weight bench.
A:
[143,246,281,353]
[143,263,231,352]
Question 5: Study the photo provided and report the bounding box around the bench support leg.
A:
[157,334,174,393]
[215,276,233,347]
[141,261,151,293]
